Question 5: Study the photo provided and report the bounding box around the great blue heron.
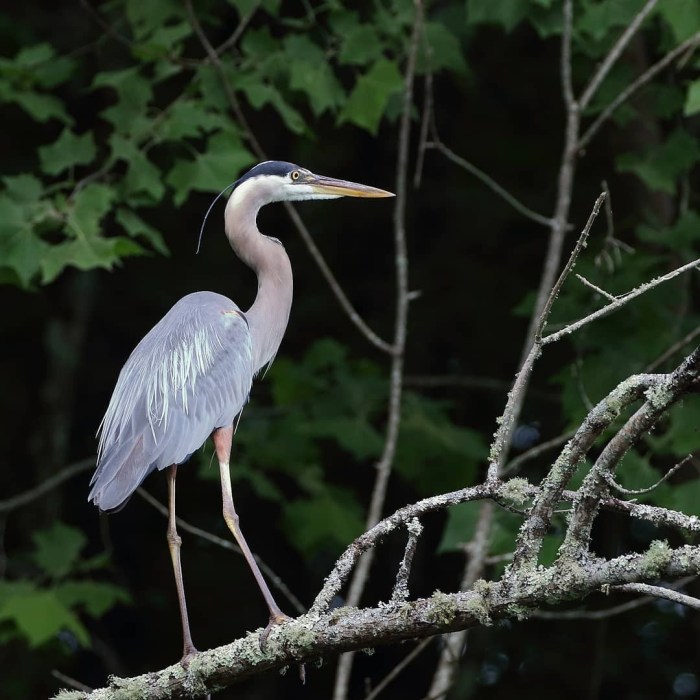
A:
[88,160,393,663]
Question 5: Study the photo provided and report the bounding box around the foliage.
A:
[0,522,129,649]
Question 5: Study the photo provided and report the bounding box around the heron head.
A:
[232,161,394,204]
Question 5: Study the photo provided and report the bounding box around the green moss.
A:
[645,384,673,410]
[52,692,85,700]
[641,539,672,577]
[505,604,530,620]
[464,593,491,625]
[472,579,492,596]
[429,591,459,625]
[329,605,357,623]
[500,477,531,505]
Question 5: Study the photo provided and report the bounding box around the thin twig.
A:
[51,670,93,692]
[536,193,607,342]
[561,0,575,111]
[578,0,659,111]
[502,429,577,476]
[215,1,261,55]
[576,274,617,301]
[332,4,420,696]
[612,582,700,611]
[424,501,494,700]
[543,259,700,345]
[646,326,700,372]
[425,5,581,693]
[0,458,93,513]
[604,455,692,496]
[406,374,557,400]
[283,204,394,354]
[136,488,305,615]
[487,193,606,482]
[580,31,700,150]
[414,72,433,189]
[429,140,554,227]
[364,639,433,700]
[392,518,423,602]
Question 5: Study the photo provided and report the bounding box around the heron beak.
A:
[305,174,395,198]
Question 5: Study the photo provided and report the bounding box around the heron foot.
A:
[259,611,291,650]
[180,645,199,669]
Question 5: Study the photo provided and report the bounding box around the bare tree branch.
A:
[332,3,421,696]
[0,458,93,513]
[543,259,700,345]
[612,582,700,611]
[577,0,659,111]
[55,542,700,700]
[392,518,423,602]
[562,348,700,556]
[579,30,700,150]
[428,140,554,227]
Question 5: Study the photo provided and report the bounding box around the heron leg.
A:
[166,465,198,665]
[213,427,290,636]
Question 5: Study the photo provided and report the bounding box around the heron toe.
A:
[259,611,292,649]
[180,645,199,668]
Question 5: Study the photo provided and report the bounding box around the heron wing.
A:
[89,291,253,511]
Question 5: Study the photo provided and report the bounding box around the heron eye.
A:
[290,171,300,181]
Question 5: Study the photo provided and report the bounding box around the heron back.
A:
[89,291,253,511]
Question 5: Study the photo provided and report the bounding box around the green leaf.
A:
[656,400,700,455]
[238,80,306,134]
[0,585,88,647]
[308,417,383,459]
[395,393,484,493]
[338,24,384,66]
[285,36,344,116]
[166,133,254,205]
[13,92,71,124]
[93,68,152,132]
[107,134,164,203]
[538,534,563,567]
[616,450,672,504]
[438,501,480,552]
[283,487,364,556]
[69,184,116,239]
[637,210,700,255]
[616,128,700,194]
[157,100,227,141]
[668,478,700,517]
[41,237,142,284]
[578,0,644,41]
[55,581,131,617]
[3,174,43,202]
[38,129,96,175]
[15,42,54,66]
[466,0,530,32]
[134,22,192,59]
[116,209,169,256]
[421,23,467,74]
[684,79,700,117]
[0,193,49,286]
[338,59,403,134]
[125,0,183,41]
[657,0,700,42]
[31,523,87,579]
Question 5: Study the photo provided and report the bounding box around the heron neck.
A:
[224,200,293,373]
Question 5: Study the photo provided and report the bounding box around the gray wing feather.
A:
[89,291,253,511]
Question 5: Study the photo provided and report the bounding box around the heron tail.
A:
[89,434,157,512]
